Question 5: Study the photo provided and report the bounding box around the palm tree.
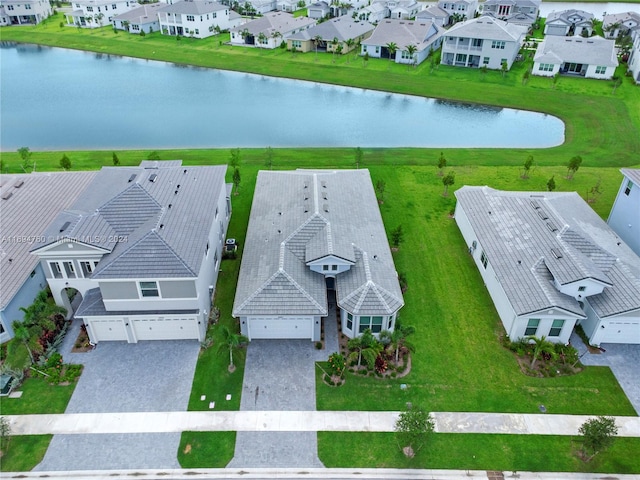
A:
[344,37,354,63]
[385,41,398,66]
[271,30,282,47]
[95,12,104,27]
[331,36,339,63]
[527,336,556,369]
[390,320,415,365]
[347,329,382,368]
[122,20,130,32]
[405,44,417,68]
[11,322,37,365]
[313,34,323,60]
[257,32,268,50]
[85,14,93,29]
[240,28,251,44]
[217,325,248,372]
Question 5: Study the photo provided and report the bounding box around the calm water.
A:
[539,2,639,18]
[0,44,565,150]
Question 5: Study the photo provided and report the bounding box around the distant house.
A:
[158,0,241,38]
[608,169,640,257]
[533,36,618,79]
[65,0,137,28]
[230,11,315,48]
[31,161,231,344]
[387,0,419,20]
[455,186,640,346]
[628,27,640,84]
[481,0,540,27]
[112,2,162,33]
[437,0,476,22]
[361,19,443,65]
[307,0,329,19]
[441,16,527,69]
[244,0,277,15]
[0,172,96,344]
[233,169,404,341]
[0,0,52,25]
[416,5,449,27]
[287,15,374,53]
[544,9,594,37]
[603,11,640,39]
[357,2,388,23]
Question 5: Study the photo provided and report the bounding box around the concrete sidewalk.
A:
[6,411,640,437]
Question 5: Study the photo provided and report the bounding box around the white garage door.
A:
[599,320,640,344]
[90,319,127,342]
[132,317,199,341]
[248,317,312,340]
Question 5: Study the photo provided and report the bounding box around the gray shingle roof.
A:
[603,11,640,30]
[230,11,315,36]
[233,170,403,318]
[455,186,640,319]
[534,36,618,67]
[546,9,594,26]
[288,15,374,42]
[445,16,528,42]
[621,168,640,186]
[0,171,96,310]
[33,161,227,280]
[416,5,449,20]
[112,3,163,23]
[158,0,227,15]
[362,19,442,52]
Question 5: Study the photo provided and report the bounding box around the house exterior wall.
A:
[71,0,135,27]
[579,300,640,346]
[0,0,51,24]
[239,315,321,341]
[532,60,560,77]
[287,38,314,52]
[554,278,606,300]
[159,7,238,38]
[584,63,615,80]
[307,255,352,275]
[441,34,521,69]
[629,31,640,84]
[608,173,640,256]
[340,308,396,338]
[113,18,160,33]
[512,310,577,344]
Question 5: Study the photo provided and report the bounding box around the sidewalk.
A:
[6,411,640,437]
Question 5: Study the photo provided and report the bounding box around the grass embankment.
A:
[0,435,52,472]
[178,431,236,468]
[0,377,77,415]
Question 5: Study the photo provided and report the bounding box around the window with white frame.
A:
[112,3,116,8]
[595,65,606,74]
[186,15,195,21]
[624,180,632,196]
[322,264,329,271]
[359,315,384,333]
[86,6,93,11]
[549,319,564,337]
[525,318,540,336]
[291,40,301,48]
[131,23,140,30]
[195,29,199,34]
[480,250,488,269]
[491,40,505,49]
[80,261,94,277]
[140,281,160,297]
[578,285,586,292]
[7,5,14,9]
[483,56,489,64]
[472,38,482,47]
[346,312,353,330]
[26,4,32,9]
[538,63,554,72]
[63,261,76,278]
[50,262,63,279]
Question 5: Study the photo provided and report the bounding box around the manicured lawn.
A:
[0,435,52,472]
[0,377,77,414]
[318,432,640,473]
[177,431,236,468]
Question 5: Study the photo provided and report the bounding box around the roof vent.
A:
[160,224,165,229]
[183,169,187,174]
[14,180,24,188]
[168,203,172,209]
[60,221,71,233]
[530,200,541,209]
[321,181,327,188]
[551,248,563,259]
[1,191,13,200]
[323,203,329,213]
[128,174,137,183]
[304,181,309,189]
[546,222,558,233]
[537,210,548,220]
[149,173,158,182]
[322,192,328,200]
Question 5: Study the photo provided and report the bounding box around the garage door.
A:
[132,317,199,341]
[599,320,640,344]
[90,319,127,342]
[546,25,567,36]
[248,317,312,340]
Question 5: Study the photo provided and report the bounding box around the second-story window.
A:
[140,281,160,297]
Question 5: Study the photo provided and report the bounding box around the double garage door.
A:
[88,317,199,343]
[597,320,640,344]
[247,317,313,340]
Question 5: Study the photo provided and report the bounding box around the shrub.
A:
[328,352,345,377]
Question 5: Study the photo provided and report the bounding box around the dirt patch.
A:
[71,325,94,353]
[183,444,192,455]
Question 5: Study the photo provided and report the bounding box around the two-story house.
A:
[480,0,540,27]
[0,0,51,25]
[233,169,404,341]
[158,0,241,38]
[437,0,477,22]
[441,16,527,69]
[65,0,137,27]
[31,161,231,344]
[628,26,640,84]
[608,169,640,257]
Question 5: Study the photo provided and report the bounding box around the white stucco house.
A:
[158,0,241,38]
[233,169,404,342]
[628,26,640,84]
[112,2,162,33]
[65,0,137,28]
[307,0,329,19]
[287,16,374,53]
[437,0,476,22]
[455,186,640,346]
[0,172,96,344]
[533,36,618,79]
[0,0,51,25]
[416,5,449,27]
[603,11,640,40]
[441,16,527,69]
[608,169,640,257]
[544,9,594,37]
[480,0,540,27]
[361,18,443,65]
[229,11,315,48]
[31,161,231,344]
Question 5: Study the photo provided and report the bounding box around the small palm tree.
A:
[405,44,417,68]
[271,30,282,47]
[527,335,556,369]
[313,34,323,60]
[122,20,130,32]
[390,319,415,365]
[347,329,382,368]
[217,325,248,372]
[95,12,104,27]
[386,41,398,65]
[257,32,268,50]
[331,36,339,63]
[344,37,354,63]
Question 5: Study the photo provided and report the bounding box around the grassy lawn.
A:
[177,431,236,467]
[0,435,52,472]
[318,432,640,473]
[0,377,77,415]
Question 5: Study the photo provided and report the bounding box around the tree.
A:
[216,325,248,372]
[521,155,533,179]
[405,44,417,68]
[148,151,161,160]
[390,319,415,364]
[500,59,508,77]
[479,64,488,79]
[522,68,530,85]
[230,147,241,168]
[437,151,446,176]
[17,146,33,173]
[442,170,455,196]
[85,14,93,29]
[566,155,582,180]
[385,41,398,66]
[59,154,72,170]
[271,30,282,47]
[390,225,404,249]
[527,335,556,369]
[375,179,385,204]
[344,38,354,63]
[0,416,10,456]
[587,178,602,203]
[335,43,343,58]
[547,175,556,192]
[313,34,323,60]
[95,12,104,27]
[394,406,435,457]
[331,36,339,63]
[363,52,369,67]
[611,76,622,94]
[112,152,120,166]
[122,20,130,31]
[579,416,618,462]
[11,322,37,365]
[347,329,382,368]
[232,167,241,194]
[265,146,274,170]
[354,146,362,169]
[257,32,268,50]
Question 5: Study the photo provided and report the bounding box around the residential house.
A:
[544,9,594,37]
[416,5,449,27]
[603,11,640,39]
[441,17,527,69]
[437,0,476,23]
[230,11,315,48]
[608,169,640,257]
[287,15,374,53]
[307,0,329,19]
[357,2,388,23]
[361,19,443,65]
[244,0,277,15]
[533,36,618,79]
[0,0,51,25]
[0,172,96,344]
[455,186,640,346]
[233,169,404,341]
[481,0,540,27]
[387,0,419,20]
[628,26,640,84]
[277,0,307,12]
[31,161,231,344]
[112,2,163,33]
[158,0,241,38]
[65,0,137,28]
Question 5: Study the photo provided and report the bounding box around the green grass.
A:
[177,431,236,467]
[0,435,52,472]
[318,432,640,473]
[0,376,78,414]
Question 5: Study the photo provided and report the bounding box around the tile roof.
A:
[112,3,163,22]
[229,11,315,36]
[416,5,449,20]
[621,168,640,186]
[445,16,528,42]
[158,0,228,15]
[288,15,374,42]
[455,186,640,319]
[32,161,228,280]
[233,169,403,317]
[603,11,640,29]
[0,171,97,310]
[546,9,594,26]
[534,36,618,67]
[362,18,442,52]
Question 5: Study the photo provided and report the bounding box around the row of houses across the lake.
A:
[1,163,639,347]
[1,0,639,82]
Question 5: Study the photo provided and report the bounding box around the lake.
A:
[0,43,565,150]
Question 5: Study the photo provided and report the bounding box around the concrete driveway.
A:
[35,319,200,471]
